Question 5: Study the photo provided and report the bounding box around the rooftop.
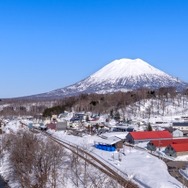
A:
[171,143,188,152]
[129,131,172,140]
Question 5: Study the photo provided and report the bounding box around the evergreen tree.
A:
[114,111,121,122]
[147,123,153,131]
[86,115,90,122]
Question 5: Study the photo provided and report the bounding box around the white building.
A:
[172,129,183,137]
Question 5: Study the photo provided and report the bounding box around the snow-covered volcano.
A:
[32,58,188,98]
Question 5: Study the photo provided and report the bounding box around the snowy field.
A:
[50,130,183,188]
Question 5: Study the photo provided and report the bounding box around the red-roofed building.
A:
[165,143,188,157]
[147,138,188,151]
[126,131,172,144]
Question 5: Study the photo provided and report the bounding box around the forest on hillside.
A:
[41,87,188,117]
[1,87,188,118]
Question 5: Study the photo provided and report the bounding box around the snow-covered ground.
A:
[49,130,184,188]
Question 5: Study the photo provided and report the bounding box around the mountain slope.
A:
[30,58,188,98]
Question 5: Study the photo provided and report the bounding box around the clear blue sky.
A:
[0,0,188,98]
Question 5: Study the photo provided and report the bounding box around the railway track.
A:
[25,123,138,188]
[21,121,188,187]
[43,131,138,188]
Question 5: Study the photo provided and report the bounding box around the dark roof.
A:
[173,122,188,126]
[129,131,172,140]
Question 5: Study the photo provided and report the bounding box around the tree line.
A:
[1,86,188,117]
[43,87,186,117]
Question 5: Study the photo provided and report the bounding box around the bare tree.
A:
[5,131,66,188]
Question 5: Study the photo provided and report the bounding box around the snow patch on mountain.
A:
[26,58,188,99]
[89,58,171,81]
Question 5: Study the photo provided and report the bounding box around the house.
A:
[47,123,56,130]
[147,138,188,151]
[109,125,135,133]
[46,121,68,131]
[94,136,123,151]
[100,132,127,142]
[110,126,127,132]
[126,130,172,144]
[172,129,183,137]
[180,116,188,121]
[172,122,188,131]
[56,121,68,131]
[70,113,85,122]
[165,143,188,157]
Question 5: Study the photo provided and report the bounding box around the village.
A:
[2,110,185,163]
[1,109,188,187]
[22,111,188,159]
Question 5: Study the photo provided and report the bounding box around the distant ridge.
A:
[22,58,188,99]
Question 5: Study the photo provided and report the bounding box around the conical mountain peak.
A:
[89,58,167,82]
[28,58,188,99]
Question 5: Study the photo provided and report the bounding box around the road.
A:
[163,159,188,187]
